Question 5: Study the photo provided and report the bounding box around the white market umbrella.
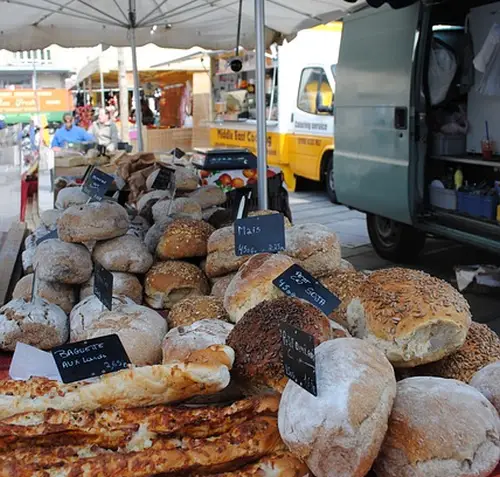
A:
[0,0,366,208]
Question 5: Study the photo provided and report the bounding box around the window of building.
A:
[46,49,51,61]
[297,67,333,115]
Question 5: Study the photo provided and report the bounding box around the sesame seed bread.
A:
[346,268,472,368]
[224,253,296,324]
[80,272,143,304]
[470,361,500,413]
[168,296,229,328]
[278,338,397,477]
[156,219,215,260]
[374,377,500,477]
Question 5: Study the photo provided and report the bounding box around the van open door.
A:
[334,3,420,225]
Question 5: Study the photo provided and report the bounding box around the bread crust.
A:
[168,296,229,328]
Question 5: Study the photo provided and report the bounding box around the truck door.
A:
[334,3,420,224]
[289,66,335,180]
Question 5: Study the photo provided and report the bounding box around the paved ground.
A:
[289,190,500,333]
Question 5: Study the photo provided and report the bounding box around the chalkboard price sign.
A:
[152,166,176,191]
[280,322,317,396]
[273,264,341,316]
[52,334,131,383]
[234,214,285,257]
[94,262,113,311]
[36,228,58,246]
[82,168,114,202]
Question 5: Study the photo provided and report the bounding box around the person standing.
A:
[90,108,119,153]
[51,112,94,151]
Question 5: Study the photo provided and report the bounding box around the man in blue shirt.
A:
[51,112,94,151]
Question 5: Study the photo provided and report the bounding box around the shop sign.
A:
[0,89,71,114]
[234,213,286,256]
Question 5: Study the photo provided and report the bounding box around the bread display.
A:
[282,224,341,277]
[374,377,500,477]
[156,218,215,260]
[55,186,90,209]
[162,319,234,364]
[12,274,76,314]
[144,261,210,310]
[80,272,143,304]
[57,201,130,243]
[279,338,396,477]
[152,197,203,224]
[227,297,332,394]
[92,234,153,274]
[224,253,296,323]
[0,298,68,351]
[211,273,236,298]
[189,185,227,209]
[471,361,500,413]
[346,268,472,368]
[34,239,93,285]
[168,296,230,328]
[40,209,62,229]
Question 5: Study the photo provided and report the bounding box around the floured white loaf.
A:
[470,361,500,413]
[55,186,90,209]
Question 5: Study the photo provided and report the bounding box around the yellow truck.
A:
[209,23,342,202]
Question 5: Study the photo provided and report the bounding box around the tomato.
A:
[218,174,232,186]
[231,178,245,188]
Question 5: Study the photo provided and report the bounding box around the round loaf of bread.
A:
[34,239,93,284]
[92,235,153,274]
[40,209,62,228]
[470,361,500,413]
[152,197,202,225]
[0,298,69,351]
[22,248,35,274]
[282,224,341,277]
[278,338,397,477]
[137,190,171,215]
[224,253,295,323]
[399,322,500,383]
[144,221,172,254]
[346,268,472,368]
[188,186,226,210]
[205,226,250,278]
[75,303,168,366]
[374,376,500,477]
[55,186,89,209]
[126,215,150,241]
[162,319,234,364]
[69,295,137,342]
[144,261,210,310]
[13,274,76,314]
[320,268,367,329]
[227,297,332,394]
[156,219,215,260]
[57,201,129,243]
[210,273,236,298]
[80,272,143,304]
[167,296,229,328]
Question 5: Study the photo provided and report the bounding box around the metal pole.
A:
[255,0,268,210]
[129,0,144,151]
[99,58,105,107]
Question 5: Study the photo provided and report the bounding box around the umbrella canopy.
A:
[0,0,365,51]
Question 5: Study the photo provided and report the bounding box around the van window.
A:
[297,67,333,115]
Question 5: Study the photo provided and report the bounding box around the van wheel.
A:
[325,157,338,204]
[366,214,426,262]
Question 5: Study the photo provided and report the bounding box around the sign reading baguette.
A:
[51,334,131,383]
[36,228,58,246]
[280,322,317,396]
[94,262,114,311]
[82,168,114,202]
[234,214,286,256]
[273,264,341,316]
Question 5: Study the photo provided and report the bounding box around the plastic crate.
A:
[457,191,498,220]
[432,133,466,156]
[429,186,457,210]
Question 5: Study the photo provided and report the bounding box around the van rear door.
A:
[334,3,420,225]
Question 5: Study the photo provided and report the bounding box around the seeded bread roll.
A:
[227,297,332,394]
[152,197,203,225]
[188,185,227,209]
[80,272,143,304]
[347,268,472,368]
[12,274,76,314]
[34,239,93,285]
[156,219,215,260]
[92,234,153,274]
[320,268,367,328]
[374,377,500,477]
[470,361,500,413]
[282,224,341,278]
[279,338,396,477]
[211,273,236,298]
[57,201,129,243]
[224,253,295,323]
[168,296,230,328]
[0,298,69,351]
[145,261,210,310]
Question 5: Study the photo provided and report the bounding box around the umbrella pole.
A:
[255,0,268,210]
[130,27,144,151]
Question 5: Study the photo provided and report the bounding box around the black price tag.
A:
[36,228,58,246]
[31,268,37,303]
[152,166,176,191]
[94,262,114,311]
[52,334,131,383]
[170,147,185,159]
[273,264,341,316]
[234,214,285,256]
[280,322,317,396]
[82,168,114,202]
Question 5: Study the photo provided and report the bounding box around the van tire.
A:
[325,156,338,204]
[366,214,426,262]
